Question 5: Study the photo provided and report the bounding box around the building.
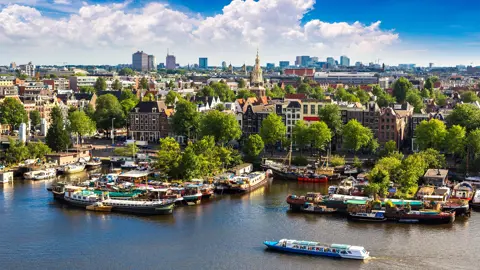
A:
[279,61,290,68]
[18,82,50,97]
[0,79,13,87]
[423,169,448,186]
[132,51,149,71]
[148,55,156,71]
[295,56,301,66]
[340,56,350,67]
[284,68,315,77]
[221,61,227,69]
[0,86,18,97]
[314,72,378,85]
[199,58,208,69]
[129,101,171,142]
[45,149,91,166]
[249,50,266,98]
[69,76,98,91]
[266,63,275,70]
[326,57,335,67]
[43,78,69,91]
[300,56,311,67]
[18,62,35,77]
[166,54,176,70]
[285,100,301,139]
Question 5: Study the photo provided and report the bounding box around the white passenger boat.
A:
[24,168,56,180]
[59,163,86,174]
[64,189,100,207]
[264,239,370,260]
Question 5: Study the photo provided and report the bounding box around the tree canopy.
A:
[309,121,332,151]
[46,106,70,152]
[260,113,286,148]
[292,120,310,151]
[318,104,342,135]
[199,110,241,144]
[94,94,125,130]
[392,77,412,103]
[461,91,479,103]
[68,110,96,143]
[166,90,181,105]
[243,134,264,161]
[118,68,135,76]
[446,104,480,131]
[112,79,122,90]
[94,77,107,92]
[29,110,41,128]
[342,119,374,152]
[414,119,447,151]
[171,100,200,139]
[0,97,28,130]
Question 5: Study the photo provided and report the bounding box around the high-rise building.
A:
[429,63,434,68]
[355,61,362,67]
[295,56,301,66]
[199,57,208,69]
[326,57,335,68]
[166,54,176,70]
[279,61,290,68]
[266,63,275,70]
[222,61,227,69]
[300,56,311,67]
[132,51,149,71]
[340,56,350,67]
[148,55,156,71]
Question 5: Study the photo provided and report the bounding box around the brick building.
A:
[129,101,171,142]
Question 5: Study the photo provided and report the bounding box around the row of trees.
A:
[5,139,52,164]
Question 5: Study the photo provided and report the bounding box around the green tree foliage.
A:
[197,86,215,97]
[342,119,374,152]
[166,90,181,105]
[260,113,286,147]
[243,134,264,161]
[49,74,58,79]
[118,68,135,76]
[311,86,325,100]
[420,88,431,98]
[199,110,241,144]
[446,104,480,131]
[68,111,96,143]
[285,85,296,94]
[120,99,138,116]
[406,90,424,113]
[27,141,52,159]
[155,137,182,178]
[467,129,480,156]
[329,155,345,166]
[392,77,412,103]
[211,82,235,102]
[0,97,28,130]
[367,167,390,197]
[171,100,200,138]
[119,89,138,102]
[238,79,246,88]
[414,119,447,150]
[94,77,107,92]
[444,125,466,156]
[433,90,447,107]
[269,85,286,98]
[424,77,434,90]
[29,110,41,128]
[112,79,122,90]
[297,83,312,95]
[94,94,125,130]
[309,121,332,151]
[6,139,29,164]
[79,86,96,94]
[180,145,200,180]
[379,140,401,158]
[236,89,256,100]
[114,143,139,157]
[84,104,95,120]
[142,93,155,102]
[355,89,370,103]
[318,104,342,135]
[215,103,225,111]
[292,120,310,152]
[140,77,149,89]
[461,91,479,103]
[46,107,70,152]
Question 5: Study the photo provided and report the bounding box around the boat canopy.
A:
[346,199,368,205]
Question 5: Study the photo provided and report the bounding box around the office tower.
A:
[340,56,350,67]
[279,61,290,68]
[132,51,149,71]
[148,55,156,71]
[300,56,311,67]
[199,57,208,69]
[166,53,176,70]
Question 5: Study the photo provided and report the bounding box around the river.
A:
[0,173,477,270]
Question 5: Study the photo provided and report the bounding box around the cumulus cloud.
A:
[0,0,399,65]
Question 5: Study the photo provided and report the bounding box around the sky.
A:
[1,0,479,67]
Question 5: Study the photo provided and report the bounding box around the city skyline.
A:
[1,0,479,66]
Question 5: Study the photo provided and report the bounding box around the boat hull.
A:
[385,212,455,224]
[264,241,368,260]
[298,176,328,183]
[63,197,99,208]
[110,203,174,215]
[348,213,387,222]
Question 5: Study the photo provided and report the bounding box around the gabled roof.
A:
[132,101,167,113]
[285,93,307,100]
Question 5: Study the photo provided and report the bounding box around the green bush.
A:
[330,155,345,167]
[292,156,309,166]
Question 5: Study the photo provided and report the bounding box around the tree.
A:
[392,77,412,103]
[142,93,155,102]
[377,92,396,108]
[119,89,138,102]
[444,125,466,157]
[311,86,325,100]
[318,104,342,135]
[94,77,107,92]
[84,104,95,120]
[285,85,296,94]
[112,79,122,90]
[29,110,41,128]
[414,119,447,150]
[166,90,181,105]
[406,90,424,113]
[297,83,312,95]
[243,134,264,161]
[94,94,125,130]
[197,86,215,97]
[269,85,286,98]
[215,103,225,111]
[260,113,286,152]
[342,119,374,152]
[199,110,241,144]
[180,145,201,180]
[120,98,138,116]
[6,139,29,164]
[355,89,370,103]
[379,140,399,157]
[79,86,96,94]
[446,104,480,131]
[114,143,139,157]
[155,137,182,178]
[434,90,447,107]
[238,79,246,88]
[467,129,480,157]
[140,77,149,89]
[211,82,235,102]
[46,107,70,152]
[68,111,96,144]
[424,77,434,90]
[118,68,135,76]
[49,74,58,79]
[461,91,479,103]
[420,88,431,98]
[236,89,256,100]
[309,121,332,151]
[0,97,28,131]
[171,100,200,138]
[292,120,310,153]
[367,167,390,197]
[27,141,51,159]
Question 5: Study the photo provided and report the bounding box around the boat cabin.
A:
[229,163,253,176]
[0,171,13,183]
[423,169,449,187]
[45,149,91,166]
[117,170,150,184]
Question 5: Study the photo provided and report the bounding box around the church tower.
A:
[249,49,266,98]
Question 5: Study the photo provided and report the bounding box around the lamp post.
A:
[111,118,116,146]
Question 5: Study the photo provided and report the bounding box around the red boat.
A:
[298,173,328,183]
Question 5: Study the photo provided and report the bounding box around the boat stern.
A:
[263,241,278,248]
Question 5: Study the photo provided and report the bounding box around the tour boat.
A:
[450,182,475,201]
[182,185,203,205]
[24,168,56,180]
[64,189,101,207]
[442,199,470,216]
[264,239,370,260]
[102,198,174,215]
[85,158,102,169]
[121,161,138,170]
[154,188,184,205]
[348,211,387,222]
[227,171,270,194]
[470,191,480,210]
[59,163,86,174]
[86,202,112,212]
[297,172,328,183]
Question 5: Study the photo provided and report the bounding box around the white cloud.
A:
[0,0,400,65]
[53,0,71,4]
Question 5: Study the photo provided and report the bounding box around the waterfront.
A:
[0,177,478,270]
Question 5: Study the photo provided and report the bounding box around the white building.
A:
[314,72,378,85]
[69,76,98,91]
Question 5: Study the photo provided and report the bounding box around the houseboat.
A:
[384,203,455,224]
[262,159,299,181]
[121,161,138,170]
[182,185,203,205]
[348,211,386,222]
[102,198,174,215]
[85,157,102,169]
[346,200,386,222]
[416,186,435,200]
[86,202,112,212]
[24,168,56,180]
[336,177,356,195]
[286,193,336,214]
[58,163,86,175]
[191,179,215,199]
[154,188,184,205]
[471,191,480,210]
[214,173,235,193]
[450,182,475,201]
[264,239,370,260]
[297,172,328,183]
[227,171,270,193]
[63,189,101,207]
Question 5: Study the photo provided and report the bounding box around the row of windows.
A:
[380,125,395,130]
[131,125,166,131]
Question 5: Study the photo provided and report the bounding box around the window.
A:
[303,105,308,114]
[311,105,315,115]
[386,118,390,123]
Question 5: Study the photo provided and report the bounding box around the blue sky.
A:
[1,0,479,66]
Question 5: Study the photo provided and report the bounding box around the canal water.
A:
[0,174,478,270]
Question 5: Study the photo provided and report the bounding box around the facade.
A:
[241,103,283,138]
[18,82,50,97]
[0,79,13,87]
[266,63,275,70]
[43,78,69,91]
[284,68,315,77]
[301,100,325,125]
[199,58,208,69]
[340,56,350,67]
[326,57,335,67]
[132,51,149,71]
[69,76,98,91]
[377,107,407,147]
[129,101,170,142]
[279,61,290,68]
[148,55,156,71]
[19,62,35,77]
[314,72,378,85]
[363,102,380,137]
[285,100,301,139]
[0,86,18,97]
[166,54,176,70]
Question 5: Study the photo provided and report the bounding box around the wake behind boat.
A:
[264,239,370,260]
